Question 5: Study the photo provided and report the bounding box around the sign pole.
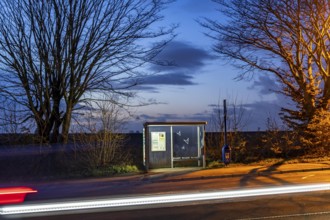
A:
[222,99,231,165]
[224,99,227,146]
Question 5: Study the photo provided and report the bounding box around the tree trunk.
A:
[61,106,73,144]
[50,98,62,143]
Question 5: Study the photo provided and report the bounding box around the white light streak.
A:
[1,183,330,217]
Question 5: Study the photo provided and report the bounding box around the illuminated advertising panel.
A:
[151,132,166,151]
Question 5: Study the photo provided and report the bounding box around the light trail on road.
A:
[1,183,330,218]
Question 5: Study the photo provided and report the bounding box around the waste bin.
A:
[222,144,231,165]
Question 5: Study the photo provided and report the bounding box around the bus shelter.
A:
[143,122,207,170]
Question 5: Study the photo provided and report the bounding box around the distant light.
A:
[1,183,330,217]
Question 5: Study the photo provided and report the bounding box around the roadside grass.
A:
[71,165,141,178]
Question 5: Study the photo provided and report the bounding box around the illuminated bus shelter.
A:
[143,122,207,170]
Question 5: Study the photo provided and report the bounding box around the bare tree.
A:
[0,98,33,134]
[201,0,330,132]
[209,95,249,132]
[207,95,250,162]
[0,0,175,143]
[0,101,20,134]
[72,95,129,171]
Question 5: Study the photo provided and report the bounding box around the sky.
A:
[125,0,287,133]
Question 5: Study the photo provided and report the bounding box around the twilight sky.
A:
[126,0,288,132]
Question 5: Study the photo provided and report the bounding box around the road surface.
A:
[22,169,330,201]
[2,168,330,219]
[6,190,330,220]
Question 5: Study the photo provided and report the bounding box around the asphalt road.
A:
[3,169,330,219]
[22,169,330,201]
[12,190,330,220]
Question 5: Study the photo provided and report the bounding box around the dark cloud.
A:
[150,41,216,72]
[124,96,294,133]
[126,98,287,132]
[138,113,181,122]
[247,74,296,128]
[244,101,281,115]
[133,111,210,124]
[141,72,196,86]
[248,75,279,95]
[243,101,284,129]
[125,113,181,132]
[207,98,288,131]
[137,41,216,90]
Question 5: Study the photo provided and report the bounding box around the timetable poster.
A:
[151,132,166,151]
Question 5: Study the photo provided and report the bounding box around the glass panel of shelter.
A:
[172,126,199,159]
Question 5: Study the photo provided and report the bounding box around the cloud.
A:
[138,40,216,90]
[206,98,288,131]
[141,72,196,86]
[248,75,280,95]
[137,113,181,122]
[126,98,289,132]
[150,41,216,71]
[128,111,210,131]
[244,101,281,115]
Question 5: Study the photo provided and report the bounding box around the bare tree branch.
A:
[201,0,330,131]
[0,0,176,143]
